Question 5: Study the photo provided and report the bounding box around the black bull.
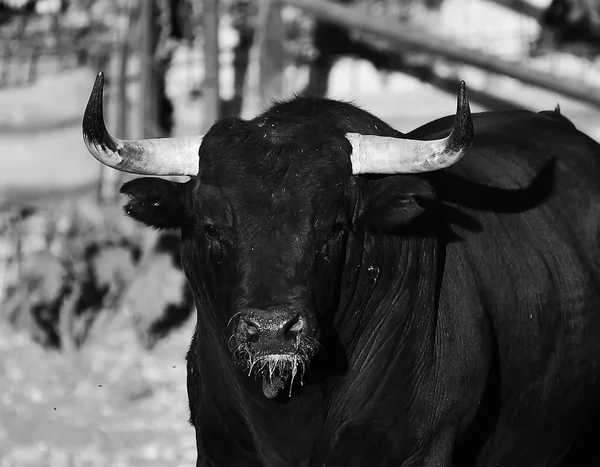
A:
[82,74,600,466]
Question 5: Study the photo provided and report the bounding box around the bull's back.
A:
[421,110,600,399]
[410,110,600,263]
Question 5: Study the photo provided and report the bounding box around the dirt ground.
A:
[0,317,197,467]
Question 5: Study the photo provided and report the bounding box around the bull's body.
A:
[82,76,600,466]
[182,104,600,466]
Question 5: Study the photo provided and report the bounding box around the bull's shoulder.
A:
[425,109,600,249]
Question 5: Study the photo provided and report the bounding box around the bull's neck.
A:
[309,227,445,466]
[335,226,442,371]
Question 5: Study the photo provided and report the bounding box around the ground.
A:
[0,318,196,466]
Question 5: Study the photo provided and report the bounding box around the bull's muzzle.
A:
[240,310,304,352]
[232,307,317,399]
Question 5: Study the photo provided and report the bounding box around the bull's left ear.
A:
[120,177,188,230]
[364,175,435,230]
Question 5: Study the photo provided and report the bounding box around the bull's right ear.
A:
[120,177,187,230]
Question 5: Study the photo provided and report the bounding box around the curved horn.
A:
[82,72,203,176]
[347,81,474,174]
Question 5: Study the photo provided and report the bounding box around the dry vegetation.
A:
[0,196,197,466]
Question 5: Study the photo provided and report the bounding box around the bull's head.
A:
[82,72,473,399]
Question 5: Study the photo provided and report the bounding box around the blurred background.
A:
[1,0,600,465]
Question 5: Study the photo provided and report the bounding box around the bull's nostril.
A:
[283,315,304,341]
[243,318,260,342]
[241,312,305,342]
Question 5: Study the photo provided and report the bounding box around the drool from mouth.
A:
[252,354,304,399]
[230,320,320,398]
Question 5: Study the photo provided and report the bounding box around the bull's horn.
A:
[82,72,202,176]
[347,81,474,174]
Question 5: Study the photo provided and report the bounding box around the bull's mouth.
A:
[231,345,318,399]
[253,353,306,399]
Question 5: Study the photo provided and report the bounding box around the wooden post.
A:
[25,46,39,85]
[201,0,221,132]
[1,44,12,88]
[259,1,285,103]
[116,42,129,146]
[140,0,160,137]
[231,24,252,117]
[139,0,174,137]
[52,14,64,69]
[241,0,285,119]
[304,20,336,97]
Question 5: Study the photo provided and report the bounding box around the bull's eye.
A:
[203,224,224,264]
[320,221,346,260]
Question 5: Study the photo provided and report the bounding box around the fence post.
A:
[25,46,39,86]
[140,0,160,137]
[241,0,285,119]
[1,45,12,88]
[202,0,221,132]
[98,6,132,204]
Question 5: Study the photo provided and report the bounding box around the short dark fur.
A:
[120,96,600,466]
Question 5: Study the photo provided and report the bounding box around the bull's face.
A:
[125,120,356,398]
[81,72,473,399]
[198,131,351,399]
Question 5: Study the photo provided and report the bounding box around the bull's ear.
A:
[120,177,187,230]
[365,176,435,231]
